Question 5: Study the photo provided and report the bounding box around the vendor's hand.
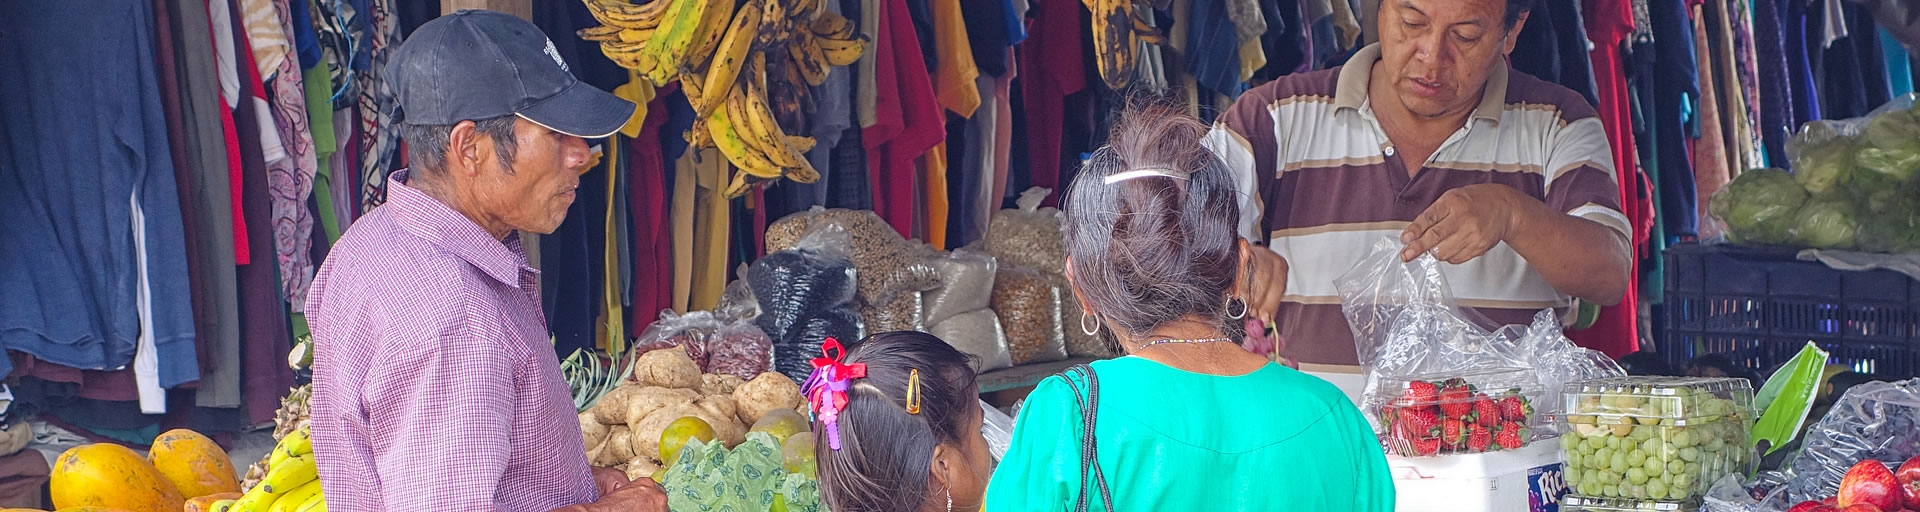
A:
[591,466,631,496]
[1239,243,1289,327]
[1400,184,1521,264]
[554,478,669,512]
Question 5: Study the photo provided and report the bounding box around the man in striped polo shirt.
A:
[1206,0,1633,365]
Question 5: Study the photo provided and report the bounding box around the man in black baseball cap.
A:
[303,10,662,512]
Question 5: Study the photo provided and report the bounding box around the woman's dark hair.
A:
[815,331,979,512]
[1062,104,1245,340]
[1615,351,1675,376]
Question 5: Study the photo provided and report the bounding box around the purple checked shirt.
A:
[305,171,596,511]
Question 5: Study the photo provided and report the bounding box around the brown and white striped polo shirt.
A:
[1204,44,1630,366]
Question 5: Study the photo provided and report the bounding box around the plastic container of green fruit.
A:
[1560,495,1698,511]
[1559,377,1757,503]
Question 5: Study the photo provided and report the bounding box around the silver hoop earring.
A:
[1227,297,1248,320]
[1080,311,1102,336]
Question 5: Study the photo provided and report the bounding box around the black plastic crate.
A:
[1661,244,1920,378]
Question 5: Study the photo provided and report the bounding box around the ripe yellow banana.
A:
[726,84,801,168]
[618,27,655,43]
[230,489,273,512]
[708,107,783,178]
[295,491,328,512]
[816,36,867,67]
[791,0,824,22]
[210,499,237,512]
[639,0,711,84]
[695,0,763,118]
[261,454,318,495]
[755,0,790,48]
[280,427,314,456]
[1090,0,1137,90]
[599,40,650,69]
[684,0,737,73]
[267,480,323,512]
[584,0,666,29]
[789,33,830,86]
[578,24,623,42]
[810,11,853,40]
[724,169,754,199]
[786,135,816,153]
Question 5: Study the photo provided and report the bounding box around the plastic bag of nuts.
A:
[985,188,1067,274]
[632,310,721,367]
[858,291,925,333]
[990,266,1068,365]
[705,321,773,380]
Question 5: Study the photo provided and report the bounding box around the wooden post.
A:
[442,0,532,21]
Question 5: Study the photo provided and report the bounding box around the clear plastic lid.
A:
[1564,377,1756,424]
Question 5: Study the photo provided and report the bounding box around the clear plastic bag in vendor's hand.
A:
[706,321,773,380]
[749,223,858,343]
[1779,378,1920,503]
[985,188,1067,274]
[924,247,998,327]
[632,310,723,368]
[931,309,1013,372]
[991,265,1069,366]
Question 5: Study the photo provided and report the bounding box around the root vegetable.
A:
[604,427,637,465]
[580,412,610,450]
[734,372,804,425]
[631,347,702,389]
[623,387,702,425]
[626,458,663,482]
[593,385,645,425]
[701,374,747,396]
[630,404,708,460]
[696,395,740,426]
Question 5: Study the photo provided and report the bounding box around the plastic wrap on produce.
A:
[1336,238,1622,437]
[706,321,773,380]
[991,266,1068,366]
[632,310,722,367]
[1776,378,1920,504]
[924,247,997,327]
[749,223,858,343]
[930,309,1013,372]
[1709,94,1920,251]
[985,188,1067,274]
[858,291,925,333]
[981,399,1015,463]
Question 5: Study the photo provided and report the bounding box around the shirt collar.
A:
[386,170,537,288]
[1333,43,1510,125]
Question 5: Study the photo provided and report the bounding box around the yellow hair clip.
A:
[905,368,922,415]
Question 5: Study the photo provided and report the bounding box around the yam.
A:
[630,347,702,389]
[625,458,663,482]
[629,404,708,461]
[593,385,645,425]
[586,437,610,467]
[605,427,637,465]
[695,395,739,426]
[733,372,804,425]
[700,374,746,396]
[579,412,610,450]
[623,387,701,425]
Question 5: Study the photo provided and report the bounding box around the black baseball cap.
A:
[387,9,635,138]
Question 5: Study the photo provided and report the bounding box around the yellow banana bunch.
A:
[695,0,764,118]
[269,427,312,468]
[789,30,830,87]
[708,106,783,179]
[636,0,715,84]
[815,34,867,67]
[810,11,854,40]
[597,40,650,70]
[684,0,738,73]
[755,0,790,48]
[584,0,668,29]
[1088,0,1164,90]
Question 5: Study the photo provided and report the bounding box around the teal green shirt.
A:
[984,357,1395,510]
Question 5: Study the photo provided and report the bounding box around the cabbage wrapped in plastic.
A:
[1848,167,1914,214]
[1792,132,1859,195]
[1787,198,1861,249]
[1710,168,1809,245]
[1857,201,1920,253]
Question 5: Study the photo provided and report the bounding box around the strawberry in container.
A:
[1376,368,1543,457]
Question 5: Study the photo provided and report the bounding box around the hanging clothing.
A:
[0,0,200,386]
[865,0,948,237]
[1188,0,1247,96]
[355,0,401,212]
[230,6,299,425]
[1513,0,1604,106]
[1652,0,1701,239]
[1018,0,1087,205]
[1883,29,1914,97]
[1576,0,1645,358]
[165,0,245,408]
[629,89,675,331]
[932,0,981,118]
[1751,0,1794,166]
[1787,0,1823,127]
[1691,0,1733,239]
[257,0,321,312]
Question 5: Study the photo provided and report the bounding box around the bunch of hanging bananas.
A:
[1085,0,1166,91]
[580,0,868,197]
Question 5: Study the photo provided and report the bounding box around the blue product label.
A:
[1529,463,1565,512]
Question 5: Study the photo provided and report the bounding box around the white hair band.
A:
[1104,168,1187,185]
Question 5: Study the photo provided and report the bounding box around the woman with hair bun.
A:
[982,106,1395,510]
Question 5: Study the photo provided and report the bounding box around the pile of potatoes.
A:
[580,346,805,480]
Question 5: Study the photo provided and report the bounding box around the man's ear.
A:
[446,120,488,177]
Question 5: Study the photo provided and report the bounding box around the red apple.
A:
[1896,456,1920,508]
[1841,504,1882,512]
[1841,460,1906,511]
[1792,501,1832,512]
[1808,506,1839,512]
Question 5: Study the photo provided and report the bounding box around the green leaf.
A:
[1752,342,1829,455]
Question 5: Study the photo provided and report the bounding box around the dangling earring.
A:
[1080,310,1102,336]
[946,487,954,512]
[1226,297,1248,320]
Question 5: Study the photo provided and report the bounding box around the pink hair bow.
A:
[803,338,866,450]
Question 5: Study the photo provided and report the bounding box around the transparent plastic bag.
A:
[714,265,761,323]
[749,223,858,343]
[930,309,1013,372]
[706,321,773,380]
[1777,378,1920,503]
[991,266,1068,366]
[1336,238,1621,448]
[633,310,724,368]
[924,247,998,327]
[981,399,1015,462]
[985,188,1067,274]
[858,291,925,333]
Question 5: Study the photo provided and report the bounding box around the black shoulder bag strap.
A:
[1061,364,1114,512]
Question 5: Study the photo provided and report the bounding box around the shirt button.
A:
[1384,146,1397,157]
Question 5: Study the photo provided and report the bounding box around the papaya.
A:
[0,508,49,512]
[183,493,241,512]
[53,508,136,512]
[148,430,240,498]
[50,444,185,512]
